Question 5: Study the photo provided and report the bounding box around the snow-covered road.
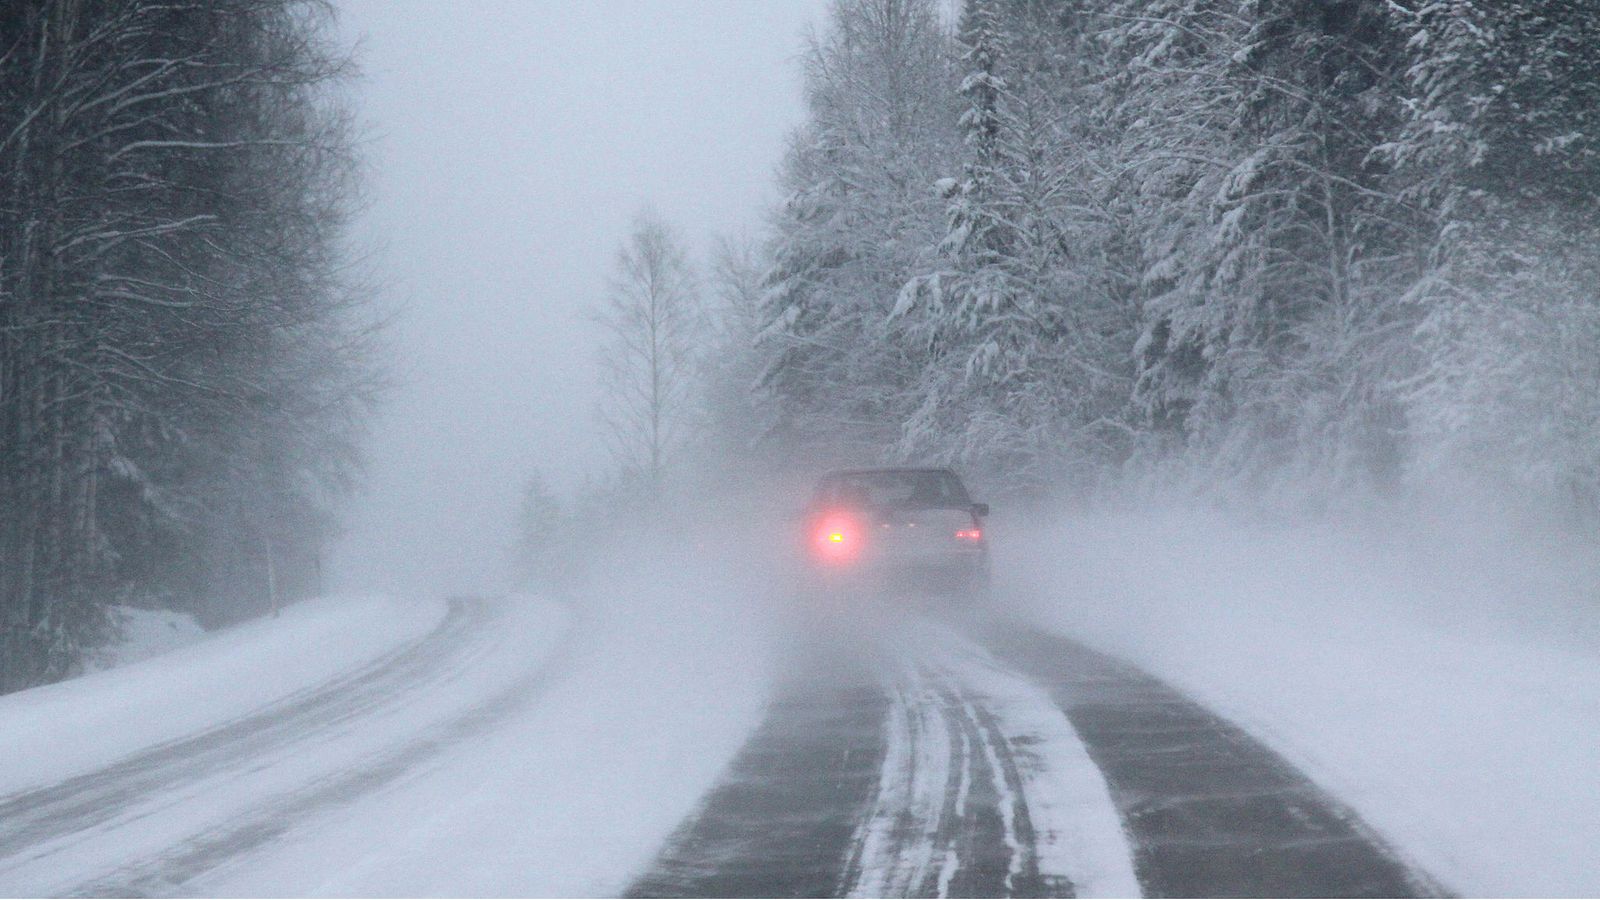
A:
[0,561,1507,898]
[0,596,571,897]
[629,616,1436,898]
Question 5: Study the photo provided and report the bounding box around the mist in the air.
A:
[325,0,831,602]
[4,0,1598,896]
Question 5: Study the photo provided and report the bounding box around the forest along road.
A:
[0,597,572,898]
[629,614,1445,899]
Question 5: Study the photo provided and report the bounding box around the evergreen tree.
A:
[1387,1,1600,507]
[0,0,370,689]
[1099,1,1419,497]
[755,0,960,461]
[736,0,1600,514]
[893,0,1135,486]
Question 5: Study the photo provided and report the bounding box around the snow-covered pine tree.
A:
[0,0,369,690]
[1386,1,1600,510]
[892,0,1137,487]
[1103,0,1418,500]
[755,0,960,462]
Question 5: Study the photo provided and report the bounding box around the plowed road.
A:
[631,617,1441,898]
[0,598,1440,897]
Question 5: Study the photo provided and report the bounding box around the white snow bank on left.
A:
[196,541,778,898]
[87,605,207,671]
[0,594,445,796]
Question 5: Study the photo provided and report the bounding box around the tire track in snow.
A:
[627,637,890,899]
[843,623,1138,898]
[634,610,1437,898]
[631,619,1138,899]
[69,619,576,898]
[843,657,1033,898]
[988,624,1446,898]
[0,600,484,857]
[0,597,574,897]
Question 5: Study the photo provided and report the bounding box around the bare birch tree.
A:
[595,209,702,494]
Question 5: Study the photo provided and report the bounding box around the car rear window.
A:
[819,470,970,509]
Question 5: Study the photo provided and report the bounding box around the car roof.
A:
[821,466,960,479]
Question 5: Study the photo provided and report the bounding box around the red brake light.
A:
[956,528,983,541]
[812,511,862,563]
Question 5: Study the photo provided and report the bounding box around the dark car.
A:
[801,467,990,597]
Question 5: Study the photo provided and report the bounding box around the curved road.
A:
[0,596,1443,898]
[0,598,572,898]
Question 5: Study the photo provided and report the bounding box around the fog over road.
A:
[0,594,1442,899]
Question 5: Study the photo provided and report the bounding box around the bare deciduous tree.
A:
[594,209,703,494]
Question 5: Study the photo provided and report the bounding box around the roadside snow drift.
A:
[89,606,207,671]
[0,594,444,796]
[193,544,777,897]
[1003,505,1600,897]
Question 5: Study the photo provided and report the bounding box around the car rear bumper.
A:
[808,548,989,595]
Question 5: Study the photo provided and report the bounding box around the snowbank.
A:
[198,545,777,897]
[0,594,445,796]
[1001,505,1600,897]
[89,605,207,671]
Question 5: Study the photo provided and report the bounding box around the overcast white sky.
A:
[330,1,831,598]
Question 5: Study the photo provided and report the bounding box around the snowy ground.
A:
[0,542,775,897]
[1002,504,1600,898]
[193,546,776,897]
[89,606,207,672]
[5,507,1595,896]
[0,595,443,797]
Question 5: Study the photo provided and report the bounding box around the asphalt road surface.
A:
[630,613,1443,899]
[0,596,1443,898]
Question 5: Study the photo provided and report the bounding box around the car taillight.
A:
[955,528,983,542]
[813,513,863,563]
